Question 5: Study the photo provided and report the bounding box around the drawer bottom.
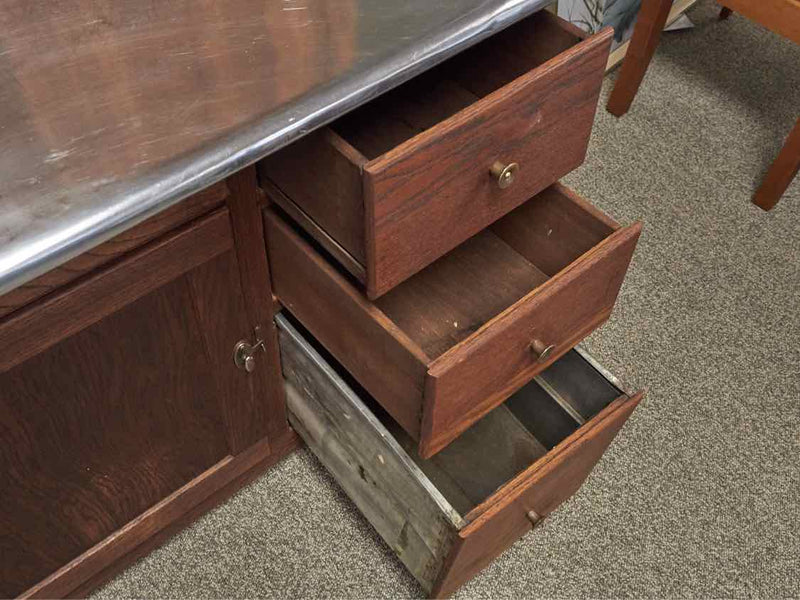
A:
[277,314,642,597]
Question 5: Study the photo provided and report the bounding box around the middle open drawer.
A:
[264,183,640,458]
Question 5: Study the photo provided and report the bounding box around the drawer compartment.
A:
[259,11,613,299]
[264,183,641,458]
[277,314,642,597]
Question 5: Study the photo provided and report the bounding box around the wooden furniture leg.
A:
[606,0,673,117]
[752,117,800,210]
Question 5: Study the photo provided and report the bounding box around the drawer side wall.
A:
[264,209,428,439]
[278,322,460,591]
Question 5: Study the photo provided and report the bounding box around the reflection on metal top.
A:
[0,0,549,295]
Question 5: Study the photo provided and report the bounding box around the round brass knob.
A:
[526,509,544,528]
[530,339,555,363]
[489,161,518,189]
[233,340,259,373]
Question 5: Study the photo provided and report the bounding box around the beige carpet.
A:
[95,1,800,597]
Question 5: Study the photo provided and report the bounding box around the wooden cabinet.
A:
[0,169,296,598]
[257,7,643,588]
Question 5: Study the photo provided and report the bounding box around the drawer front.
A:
[421,223,641,458]
[364,26,613,297]
[431,391,643,598]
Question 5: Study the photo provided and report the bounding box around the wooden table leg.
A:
[606,0,673,117]
[752,117,800,211]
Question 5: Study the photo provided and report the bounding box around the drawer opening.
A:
[278,313,641,594]
[384,350,622,517]
[373,185,618,361]
[279,311,622,518]
[331,11,586,160]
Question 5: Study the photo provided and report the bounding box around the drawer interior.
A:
[373,184,617,360]
[280,312,622,518]
[278,313,639,594]
[331,11,586,160]
[383,351,622,517]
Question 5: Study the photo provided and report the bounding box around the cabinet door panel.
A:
[0,270,232,597]
[0,207,273,597]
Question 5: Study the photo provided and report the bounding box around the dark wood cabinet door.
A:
[0,209,277,597]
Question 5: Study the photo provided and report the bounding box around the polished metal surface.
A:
[0,0,550,296]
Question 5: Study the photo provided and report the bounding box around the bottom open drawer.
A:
[277,314,642,597]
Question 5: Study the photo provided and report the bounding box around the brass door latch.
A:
[233,325,266,373]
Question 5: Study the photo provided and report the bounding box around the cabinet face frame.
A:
[264,183,640,459]
[260,12,614,299]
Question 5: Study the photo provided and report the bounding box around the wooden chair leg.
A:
[752,117,800,211]
[719,6,733,20]
[607,0,673,117]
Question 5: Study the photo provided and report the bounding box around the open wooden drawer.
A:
[259,11,613,299]
[277,314,643,597]
[264,183,641,458]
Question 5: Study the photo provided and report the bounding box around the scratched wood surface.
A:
[278,319,462,593]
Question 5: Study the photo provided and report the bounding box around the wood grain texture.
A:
[432,392,644,598]
[259,128,367,262]
[606,0,673,116]
[364,22,613,297]
[263,208,429,439]
[261,178,367,282]
[0,182,229,319]
[752,116,800,210]
[421,223,641,458]
[375,231,549,359]
[21,431,300,599]
[280,314,643,597]
[266,181,640,459]
[258,13,611,299]
[0,209,233,374]
[226,166,288,442]
[491,182,618,276]
[279,321,461,592]
[186,252,270,455]
[1,274,231,598]
[2,172,294,596]
[719,0,800,44]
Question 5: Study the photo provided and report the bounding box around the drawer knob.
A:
[530,339,555,363]
[489,161,518,189]
[527,509,544,528]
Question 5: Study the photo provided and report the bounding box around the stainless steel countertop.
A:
[0,0,550,296]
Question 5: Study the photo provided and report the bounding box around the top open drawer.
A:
[259,11,613,299]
